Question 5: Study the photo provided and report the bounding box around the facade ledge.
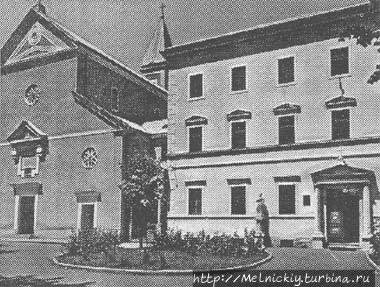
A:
[167,215,314,220]
[167,136,380,160]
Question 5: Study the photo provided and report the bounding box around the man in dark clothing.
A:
[256,194,272,247]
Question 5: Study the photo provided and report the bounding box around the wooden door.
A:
[81,204,94,230]
[18,196,35,234]
[327,191,344,242]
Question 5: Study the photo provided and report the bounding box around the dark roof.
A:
[163,3,376,69]
[1,6,167,101]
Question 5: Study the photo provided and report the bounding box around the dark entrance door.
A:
[81,204,94,230]
[18,196,35,234]
[327,189,359,243]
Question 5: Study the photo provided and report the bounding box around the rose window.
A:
[25,84,40,106]
[81,147,98,169]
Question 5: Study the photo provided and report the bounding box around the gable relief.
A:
[4,22,70,66]
[7,121,49,178]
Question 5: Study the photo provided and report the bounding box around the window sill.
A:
[188,96,205,102]
[329,73,351,80]
[230,89,248,95]
[277,81,297,88]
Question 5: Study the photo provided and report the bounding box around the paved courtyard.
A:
[0,241,378,286]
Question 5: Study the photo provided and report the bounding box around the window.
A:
[188,188,202,215]
[80,204,95,230]
[278,115,295,144]
[231,66,246,91]
[279,185,296,215]
[231,121,246,149]
[81,147,98,169]
[330,47,349,76]
[278,57,295,84]
[189,74,203,99]
[231,185,246,215]
[189,126,202,152]
[331,109,350,140]
[303,195,311,206]
[111,88,118,111]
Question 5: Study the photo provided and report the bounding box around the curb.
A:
[52,252,273,275]
[365,251,380,272]
[0,238,66,245]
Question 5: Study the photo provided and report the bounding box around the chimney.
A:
[370,0,380,13]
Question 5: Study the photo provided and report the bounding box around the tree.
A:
[119,155,168,248]
[340,15,380,84]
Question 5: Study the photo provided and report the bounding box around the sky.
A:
[0,0,367,71]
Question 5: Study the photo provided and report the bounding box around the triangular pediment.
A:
[273,103,301,116]
[311,163,374,184]
[325,96,357,109]
[185,115,208,126]
[7,121,47,143]
[4,22,71,66]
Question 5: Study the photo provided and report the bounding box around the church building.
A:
[0,3,167,241]
[161,0,380,249]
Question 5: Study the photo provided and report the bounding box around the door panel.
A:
[18,196,35,234]
[327,190,360,243]
[81,204,95,230]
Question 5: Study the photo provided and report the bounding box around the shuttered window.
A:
[278,115,295,144]
[231,186,246,215]
[279,185,296,214]
[231,121,246,149]
[189,74,203,99]
[331,109,350,140]
[231,66,246,91]
[188,188,202,215]
[189,126,202,152]
[278,57,295,84]
[330,47,349,76]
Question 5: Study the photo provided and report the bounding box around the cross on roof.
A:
[160,3,166,19]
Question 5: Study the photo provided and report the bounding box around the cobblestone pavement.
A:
[0,242,378,286]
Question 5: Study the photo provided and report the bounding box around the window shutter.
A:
[231,66,246,91]
[189,74,203,98]
[231,121,246,149]
[330,47,349,76]
[279,185,295,214]
[231,186,246,215]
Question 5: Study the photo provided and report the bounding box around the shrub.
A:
[152,228,263,257]
[65,229,121,260]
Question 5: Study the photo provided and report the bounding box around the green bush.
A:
[65,229,120,260]
[152,228,263,257]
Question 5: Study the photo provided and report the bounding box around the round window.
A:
[28,30,41,46]
[25,84,41,106]
[81,147,98,169]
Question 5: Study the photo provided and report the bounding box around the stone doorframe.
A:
[311,163,375,249]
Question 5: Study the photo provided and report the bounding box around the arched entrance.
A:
[311,162,375,249]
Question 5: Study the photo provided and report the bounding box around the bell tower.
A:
[140,3,172,89]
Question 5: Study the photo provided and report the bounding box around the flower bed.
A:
[59,229,269,271]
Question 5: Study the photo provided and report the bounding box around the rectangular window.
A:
[278,57,295,84]
[330,47,349,76]
[231,185,246,215]
[303,195,311,206]
[189,74,203,99]
[332,109,350,140]
[231,66,246,91]
[188,188,202,215]
[111,88,118,111]
[231,121,246,149]
[189,126,202,152]
[278,115,295,145]
[279,185,296,215]
[80,204,95,230]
